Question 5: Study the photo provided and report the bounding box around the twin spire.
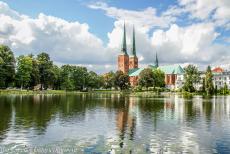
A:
[121,23,136,57]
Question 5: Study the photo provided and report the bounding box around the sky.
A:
[0,0,229,73]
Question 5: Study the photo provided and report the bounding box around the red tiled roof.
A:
[212,67,224,73]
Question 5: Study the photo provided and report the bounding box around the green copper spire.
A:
[155,52,159,67]
[121,23,128,55]
[131,26,136,57]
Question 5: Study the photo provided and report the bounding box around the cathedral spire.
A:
[131,25,136,57]
[155,52,159,67]
[121,22,128,55]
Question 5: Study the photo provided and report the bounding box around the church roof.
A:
[159,65,184,74]
[128,64,184,77]
[128,68,144,76]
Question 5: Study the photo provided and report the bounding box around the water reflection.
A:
[0,94,229,153]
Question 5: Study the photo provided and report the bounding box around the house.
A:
[212,67,230,89]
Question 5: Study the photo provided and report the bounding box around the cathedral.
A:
[117,23,139,86]
[117,23,184,88]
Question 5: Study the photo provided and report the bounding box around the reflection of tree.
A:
[203,100,212,122]
[14,95,60,134]
[138,97,164,130]
[0,97,12,141]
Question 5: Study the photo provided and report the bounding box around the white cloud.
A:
[178,0,230,28]
[88,2,176,31]
[0,1,113,66]
[150,23,226,64]
[0,1,229,74]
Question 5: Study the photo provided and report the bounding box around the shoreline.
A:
[0,89,229,96]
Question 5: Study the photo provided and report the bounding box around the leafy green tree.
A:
[87,71,103,89]
[153,69,165,88]
[16,55,33,89]
[183,65,200,92]
[114,71,130,90]
[72,66,88,91]
[37,52,53,90]
[49,65,61,90]
[205,66,214,95]
[103,71,115,89]
[0,45,15,88]
[60,65,75,90]
[28,55,40,88]
[222,82,228,95]
[201,77,205,92]
[138,68,154,89]
[214,85,218,94]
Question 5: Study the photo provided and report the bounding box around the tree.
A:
[72,66,88,91]
[114,71,130,90]
[49,65,61,90]
[16,55,33,89]
[183,65,200,92]
[87,71,103,89]
[37,52,53,90]
[60,65,75,90]
[28,54,40,88]
[138,68,154,89]
[0,45,15,88]
[205,66,214,95]
[103,71,115,89]
[153,69,165,88]
[222,82,228,95]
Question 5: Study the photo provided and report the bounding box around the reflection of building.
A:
[117,23,184,88]
[116,97,137,147]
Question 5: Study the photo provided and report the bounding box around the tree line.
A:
[0,45,166,91]
[0,45,106,90]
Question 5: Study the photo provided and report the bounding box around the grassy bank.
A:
[0,90,70,95]
[0,89,229,96]
[0,89,122,95]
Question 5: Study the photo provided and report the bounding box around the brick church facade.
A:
[117,24,184,88]
[117,24,139,86]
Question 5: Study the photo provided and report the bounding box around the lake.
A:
[0,93,230,153]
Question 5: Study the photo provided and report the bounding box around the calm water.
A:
[0,93,230,153]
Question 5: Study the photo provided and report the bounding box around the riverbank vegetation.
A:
[0,45,166,93]
[1,44,230,96]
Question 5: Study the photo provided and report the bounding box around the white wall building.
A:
[213,72,230,89]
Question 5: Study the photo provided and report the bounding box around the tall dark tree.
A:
[114,71,130,90]
[183,65,200,92]
[37,52,53,90]
[0,45,15,88]
[205,66,214,95]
